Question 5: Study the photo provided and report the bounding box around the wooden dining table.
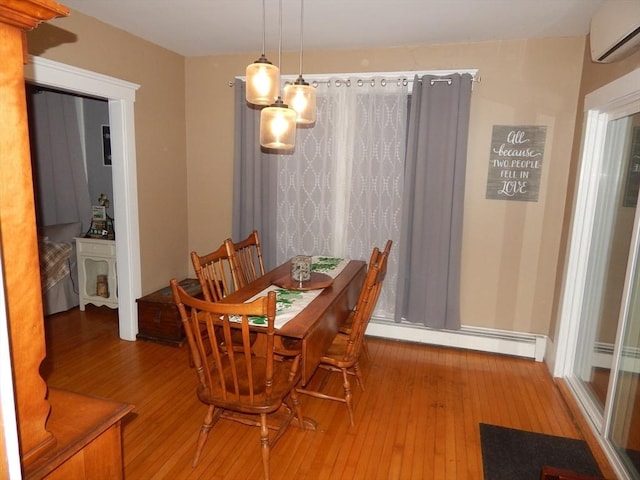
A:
[223,258,366,386]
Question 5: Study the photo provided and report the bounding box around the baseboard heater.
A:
[366,318,546,362]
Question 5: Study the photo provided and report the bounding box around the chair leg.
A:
[362,337,370,361]
[288,387,306,431]
[341,368,355,426]
[260,413,270,480]
[192,405,216,467]
[353,361,365,392]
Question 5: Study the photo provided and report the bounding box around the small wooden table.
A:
[223,259,366,386]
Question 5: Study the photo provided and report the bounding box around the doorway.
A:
[24,56,142,341]
[556,68,640,480]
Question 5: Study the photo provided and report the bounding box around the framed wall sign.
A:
[485,125,547,202]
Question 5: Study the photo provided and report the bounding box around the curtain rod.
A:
[296,76,480,88]
[229,69,480,88]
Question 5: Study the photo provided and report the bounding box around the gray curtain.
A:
[395,73,473,329]
[232,80,279,271]
[29,89,92,231]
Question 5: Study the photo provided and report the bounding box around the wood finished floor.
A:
[41,306,617,479]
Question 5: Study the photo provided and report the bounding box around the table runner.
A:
[235,257,349,329]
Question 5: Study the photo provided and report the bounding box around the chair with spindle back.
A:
[190,241,241,302]
[171,280,305,479]
[297,241,391,426]
[189,241,244,363]
[226,230,265,287]
[338,239,393,362]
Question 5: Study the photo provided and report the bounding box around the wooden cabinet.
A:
[0,2,132,478]
[76,238,118,310]
[22,389,133,480]
[1,0,67,464]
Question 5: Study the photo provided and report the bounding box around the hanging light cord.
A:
[261,0,267,56]
[298,0,304,77]
[278,0,282,74]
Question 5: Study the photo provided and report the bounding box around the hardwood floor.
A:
[41,306,617,479]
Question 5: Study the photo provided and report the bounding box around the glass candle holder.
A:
[291,255,312,287]
[96,274,109,298]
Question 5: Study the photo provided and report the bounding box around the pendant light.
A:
[246,0,279,106]
[260,0,296,150]
[283,0,316,125]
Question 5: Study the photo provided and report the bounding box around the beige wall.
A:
[187,37,586,335]
[26,9,590,336]
[26,11,188,294]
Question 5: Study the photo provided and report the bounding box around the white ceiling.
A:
[60,0,606,57]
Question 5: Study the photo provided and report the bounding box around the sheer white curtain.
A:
[28,88,92,230]
[234,73,473,326]
[275,78,407,318]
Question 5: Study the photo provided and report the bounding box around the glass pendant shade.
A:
[246,56,279,106]
[283,76,316,125]
[260,98,296,150]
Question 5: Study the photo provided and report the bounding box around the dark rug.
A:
[480,423,603,479]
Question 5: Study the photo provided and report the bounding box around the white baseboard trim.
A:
[366,318,547,362]
[592,342,640,374]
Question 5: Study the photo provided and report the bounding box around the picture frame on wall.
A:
[102,124,112,166]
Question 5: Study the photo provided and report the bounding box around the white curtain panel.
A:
[29,89,92,230]
[275,78,407,319]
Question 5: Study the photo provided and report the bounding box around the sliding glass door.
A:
[610,229,640,476]
[572,113,637,416]
[557,68,640,480]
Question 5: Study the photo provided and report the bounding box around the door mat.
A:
[480,423,603,479]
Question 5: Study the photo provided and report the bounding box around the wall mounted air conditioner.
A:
[590,0,640,63]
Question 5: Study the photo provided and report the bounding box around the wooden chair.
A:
[170,279,305,480]
[190,242,244,364]
[226,230,265,287]
[297,242,391,426]
[338,239,392,360]
[190,241,241,302]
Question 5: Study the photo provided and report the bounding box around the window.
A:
[234,70,475,327]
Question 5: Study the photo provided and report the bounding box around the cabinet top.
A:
[74,237,116,245]
[0,0,68,31]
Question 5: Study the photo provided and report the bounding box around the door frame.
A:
[24,56,141,341]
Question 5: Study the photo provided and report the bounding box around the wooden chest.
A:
[136,278,202,346]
